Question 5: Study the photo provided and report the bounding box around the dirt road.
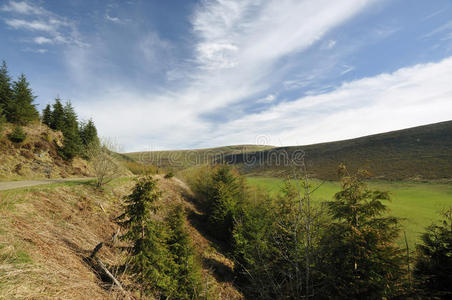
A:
[0,178,94,191]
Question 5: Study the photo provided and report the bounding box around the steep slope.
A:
[223,121,452,180]
[0,123,92,181]
[0,177,242,299]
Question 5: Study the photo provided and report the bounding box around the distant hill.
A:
[126,121,452,180]
[125,144,274,170]
[223,121,452,180]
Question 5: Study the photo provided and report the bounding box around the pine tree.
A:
[318,164,404,299]
[42,104,52,127]
[166,205,202,299]
[50,98,65,131]
[8,125,27,143]
[79,119,99,148]
[59,101,82,160]
[206,165,245,242]
[118,176,175,298]
[7,73,39,124]
[0,61,13,112]
[414,208,452,298]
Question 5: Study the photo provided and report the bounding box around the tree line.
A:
[188,164,452,299]
[0,60,99,160]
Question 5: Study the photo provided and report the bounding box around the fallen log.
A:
[89,243,129,298]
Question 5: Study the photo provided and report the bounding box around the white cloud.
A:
[256,94,276,103]
[340,64,355,75]
[2,1,86,48]
[1,1,44,15]
[105,13,122,23]
[33,36,53,44]
[5,18,54,32]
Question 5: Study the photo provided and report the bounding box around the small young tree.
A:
[7,74,39,124]
[8,125,27,143]
[86,139,121,187]
[42,104,52,127]
[318,164,404,299]
[414,208,452,298]
[166,205,202,299]
[118,177,175,298]
[205,165,246,242]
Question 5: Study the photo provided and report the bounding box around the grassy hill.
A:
[125,144,274,170]
[224,121,452,180]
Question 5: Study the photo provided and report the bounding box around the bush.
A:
[8,126,27,143]
[164,172,174,179]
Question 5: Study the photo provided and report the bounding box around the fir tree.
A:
[42,104,52,127]
[166,205,202,299]
[414,208,452,298]
[206,165,245,242]
[59,101,82,160]
[0,61,13,112]
[318,164,404,299]
[8,125,27,143]
[118,177,175,298]
[50,97,65,131]
[79,119,99,148]
[7,73,39,124]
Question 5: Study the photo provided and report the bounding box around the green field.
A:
[246,176,452,248]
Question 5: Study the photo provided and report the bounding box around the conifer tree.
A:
[50,98,65,131]
[318,164,404,299]
[0,61,13,112]
[205,165,245,242]
[60,101,82,160]
[119,177,175,298]
[414,208,452,298]
[42,104,52,127]
[79,119,99,148]
[7,73,39,124]
[166,205,202,299]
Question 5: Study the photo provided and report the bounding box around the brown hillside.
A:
[0,123,92,181]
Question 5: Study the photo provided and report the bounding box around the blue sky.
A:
[1,0,451,151]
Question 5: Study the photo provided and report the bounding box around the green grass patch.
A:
[0,243,33,265]
[246,176,452,248]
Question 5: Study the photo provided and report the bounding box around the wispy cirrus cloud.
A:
[75,0,384,150]
[1,0,44,15]
[2,0,87,49]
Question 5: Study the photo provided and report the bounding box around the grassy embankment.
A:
[246,176,452,248]
[0,177,242,299]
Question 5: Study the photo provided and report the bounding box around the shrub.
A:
[164,172,174,179]
[8,126,26,143]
